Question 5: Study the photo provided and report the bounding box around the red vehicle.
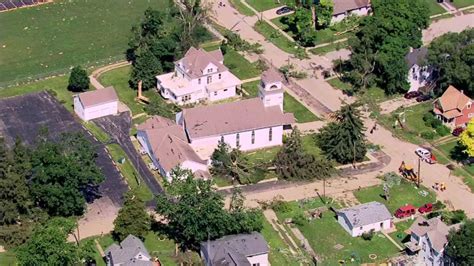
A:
[452,127,464,137]
[395,205,416,218]
[418,203,433,214]
[404,91,422,99]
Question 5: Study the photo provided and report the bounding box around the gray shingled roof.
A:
[405,47,428,68]
[104,235,153,265]
[333,0,370,15]
[200,232,269,265]
[337,201,392,228]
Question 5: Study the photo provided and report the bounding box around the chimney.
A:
[138,80,143,98]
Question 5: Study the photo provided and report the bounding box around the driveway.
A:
[93,112,164,197]
[262,6,293,20]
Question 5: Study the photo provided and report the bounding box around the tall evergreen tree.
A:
[113,193,151,241]
[275,128,335,180]
[68,66,89,92]
[317,104,367,164]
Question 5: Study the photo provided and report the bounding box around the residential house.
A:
[136,115,209,181]
[405,47,434,93]
[200,232,269,266]
[74,86,118,121]
[337,201,393,237]
[177,69,294,158]
[405,217,459,266]
[433,85,474,128]
[157,47,242,105]
[104,234,158,266]
[332,0,371,24]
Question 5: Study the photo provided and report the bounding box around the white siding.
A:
[208,86,237,102]
[74,96,85,120]
[331,7,370,24]
[338,214,392,237]
[247,253,269,266]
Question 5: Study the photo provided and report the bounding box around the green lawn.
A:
[0,0,166,85]
[353,180,436,214]
[421,0,448,15]
[242,80,260,98]
[254,20,299,54]
[309,40,349,55]
[83,121,111,143]
[451,0,474,8]
[229,0,255,16]
[106,143,153,201]
[389,219,415,246]
[435,140,474,192]
[261,219,308,265]
[273,197,336,222]
[298,212,400,264]
[0,251,17,266]
[223,49,262,80]
[327,77,353,93]
[246,0,293,11]
[284,92,318,123]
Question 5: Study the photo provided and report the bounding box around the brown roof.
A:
[183,98,295,139]
[409,217,459,252]
[138,116,206,172]
[178,47,227,79]
[261,68,282,84]
[333,0,371,15]
[436,85,472,113]
[136,116,175,131]
[78,86,118,108]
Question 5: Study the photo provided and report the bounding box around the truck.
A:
[395,205,416,218]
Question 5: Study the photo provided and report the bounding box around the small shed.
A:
[336,201,393,237]
[74,86,118,121]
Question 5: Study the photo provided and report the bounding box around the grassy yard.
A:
[298,212,400,264]
[273,197,336,222]
[389,219,415,246]
[106,143,153,202]
[451,0,474,8]
[254,20,299,54]
[223,49,262,80]
[229,0,255,16]
[309,40,349,55]
[434,140,474,191]
[0,0,166,85]
[82,121,111,143]
[246,0,293,11]
[421,0,448,15]
[327,77,353,93]
[0,251,17,266]
[354,180,436,214]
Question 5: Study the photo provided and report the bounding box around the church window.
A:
[208,68,213,73]
[236,133,240,147]
[219,73,222,79]
[207,76,212,84]
[221,136,224,142]
[269,128,272,141]
[214,91,218,96]
[251,130,255,144]
[198,78,201,85]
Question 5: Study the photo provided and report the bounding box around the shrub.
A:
[271,200,292,213]
[292,213,307,226]
[420,130,436,140]
[442,210,467,225]
[435,125,450,137]
[423,112,435,125]
[427,211,442,219]
[361,229,375,240]
[433,200,446,211]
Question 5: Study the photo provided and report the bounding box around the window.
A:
[214,91,218,96]
[468,103,472,109]
[468,113,474,118]
[198,78,201,85]
[224,89,228,92]
[220,136,224,142]
[218,73,222,79]
[268,128,272,141]
[236,133,240,147]
[207,76,212,84]
[252,264,260,266]
[182,95,191,101]
[251,130,255,144]
[208,68,212,73]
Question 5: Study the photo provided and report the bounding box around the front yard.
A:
[245,0,292,11]
[253,20,299,54]
[389,219,415,246]
[451,0,474,8]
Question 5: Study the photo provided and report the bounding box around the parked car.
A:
[416,94,432,102]
[276,6,293,15]
[415,147,437,164]
[418,203,433,214]
[462,157,474,166]
[452,127,464,137]
[404,91,422,99]
[395,205,416,218]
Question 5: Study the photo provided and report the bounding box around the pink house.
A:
[433,85,474,128]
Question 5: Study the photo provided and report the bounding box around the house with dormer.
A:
[156,47,242,105]
[433,85,474,128]
[104,235,158,266]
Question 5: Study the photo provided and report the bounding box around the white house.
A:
[337,201,393,237]
[136,116,209,182]
[405,217,460,266]
[104,235,154,266]
[177,69,294,158]
[332,0,371,24]
[200,232,269,266]
[157,47,242,105]
[405,47,434,92]
[73,86,118,121]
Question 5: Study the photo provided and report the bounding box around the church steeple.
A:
[259,68,284,111]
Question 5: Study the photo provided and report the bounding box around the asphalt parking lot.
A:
[0,91,128,207]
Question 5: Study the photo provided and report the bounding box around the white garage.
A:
[74,86,119,121]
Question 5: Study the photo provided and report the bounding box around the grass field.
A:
[451,0,474,8]
[246,0,293,11]
[0,0,167,85]
[421,0,448,15]
[0,252,17,266]
[353,180,436,214]
[223,49,262,80]
[229,0,255,16]
[309,40,349,55]
[254,20,299,54]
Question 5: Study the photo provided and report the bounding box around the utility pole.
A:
[417,157,421,187]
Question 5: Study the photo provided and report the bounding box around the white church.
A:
[156,47,242,105]
[137,68,294,180]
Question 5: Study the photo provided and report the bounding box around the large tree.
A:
[315,0,333,28]
[68,66,89,92]
[210,141,254,184]
[445,219,474,265]
[343,0,429,94]
[282,8,317,47]
[113,193,151,241]
[459,118,474,157]
[317,103,367,164]
[17,218,95,265]
[428,28,474,96]
[30,132,104,216]
[155,169,262,251]
[275,128,335,180]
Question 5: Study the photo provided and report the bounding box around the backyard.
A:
[389,219,416,246]
[0,0,166,85]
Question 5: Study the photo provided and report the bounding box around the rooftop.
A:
[435,85,472,114]
[77,86,118,108]
[104,235,153,265]
[337,201,392,227]
[405,47,428,68]
[333,0,370,15]
[182,98,294,139]
[261,68,282,84]
[156,72,196,97]
[178,47,227,79]
[409,217,459,252]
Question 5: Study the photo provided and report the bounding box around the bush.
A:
[427,211,442,219]
[271,200,292,213]
[435,125,450,137]
[361,229,375,241]
[433,200,446,211]
[420,130,436,140]
[442,210,467,225]
[292,213,307,226]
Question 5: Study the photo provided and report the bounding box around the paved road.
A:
[94,112,164,197]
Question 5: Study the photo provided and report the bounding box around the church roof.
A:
[261,68,282,84]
